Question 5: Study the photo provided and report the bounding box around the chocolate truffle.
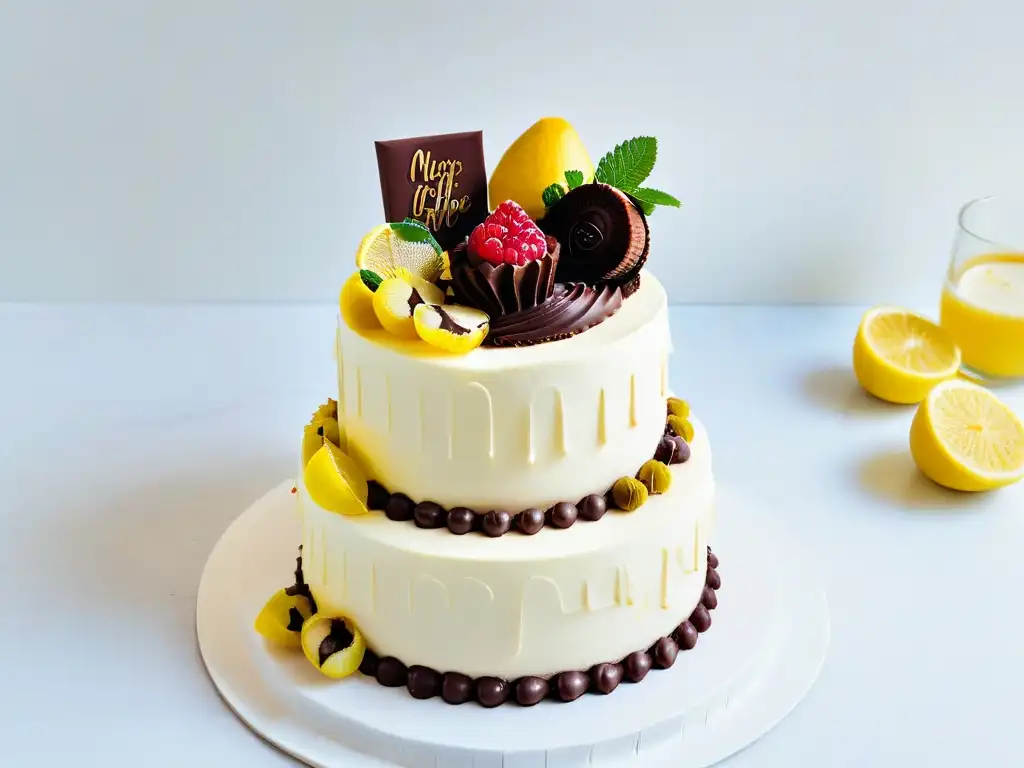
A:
[577,494,607,522]
[482,509,512,537]
[384,493,415,522]
[652,637,679,669]
[676,621,698,651]
[547,501,578,529]
[366,481,391,511]
[476,677,511,708]
[623,651,652,683]
[407,665,443,699]
[690,604,712,633]
[515,508,545,535]
[413,501,446,529]
[590,662,623,694]
[555,671,590,702]
[441,672,474,705]
[515,676,549,707]
[375,657,408,687]
[447,507,476,535]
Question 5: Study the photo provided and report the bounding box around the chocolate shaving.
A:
[287,607,305,632]
[449,238,560,317]
[486,282,623,347]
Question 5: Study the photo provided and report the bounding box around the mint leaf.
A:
[564,170,585,190]
[390,219,442,256]
[594,137,657,193]
[542,183,565,208]
[359,269,383,292]
[631,187,682,208]
[633,198,657,216]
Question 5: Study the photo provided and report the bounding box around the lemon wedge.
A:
[303,441,369,515]
[909,379,1024,491]
[853,306,961,404]
[355,224,445,283]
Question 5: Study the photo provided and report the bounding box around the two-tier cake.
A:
[252,117,721,707]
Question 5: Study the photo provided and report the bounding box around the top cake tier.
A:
[335,270,672,511]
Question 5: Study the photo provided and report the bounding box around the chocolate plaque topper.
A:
[375,130,488,251]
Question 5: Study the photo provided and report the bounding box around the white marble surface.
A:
[2,302,1022,767]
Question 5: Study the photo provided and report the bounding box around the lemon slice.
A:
[303,441,369,515]
[853,306,961,404]
[355,223,445,283]
[909,379,1024,491]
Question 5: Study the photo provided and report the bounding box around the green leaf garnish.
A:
[390,219,443,256]
[631,187,682,208]
[633,198,657,216]
[594,137,657,193]
[359,269,383,292]
[542,183,566,208]
[564,170,585,190]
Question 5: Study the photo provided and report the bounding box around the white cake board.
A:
[197,481,829,768]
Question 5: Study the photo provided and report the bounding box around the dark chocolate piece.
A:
[407,665,443,700]
[447,507,476,535]
[442,672,474,705]
[413,501,446,529]
[285,546,317,615]
[654,435,676,465]
[702,585,718,610]
[547,501,578,529]
[676,621,698,651]
[516,508,545,535]
[482,510,512,538]
[366,481,391,511]
[449,238,560,317]
[317,619,355,667]
[385,493,415,522]
[374,131,487,251]
[476,677,510,708]
[651,637,678,669]
[555,671,590,702]
[538,183,650,288]
[623,651,652,683]
[359,648,380,677]
[707,568,721,591]
[671,436,691,464]
[577,494,607,522]
[591,663,623,695]
[376,657,408,687]
[515,676,549,707]
[690,604,712,633]
[286,607,305,633]
[486,282,623,347]
[708,549,719,570]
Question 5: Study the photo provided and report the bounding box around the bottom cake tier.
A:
[296,417,716,687]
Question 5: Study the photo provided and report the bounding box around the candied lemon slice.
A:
[853,306,961,404]
[909,379,1024,492]
[355,224,445,283]
[254,588,314,648]
[413,303,489,353]
[303,441,369,515]
[300,614,366,679]
[372,274,446,339]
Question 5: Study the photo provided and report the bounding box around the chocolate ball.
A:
[476,677,510,708]
[590,662,623,694]
[653,435,676,465]
[577,494,607,522]
[358,648,379,677]
[671,436,690,464]
[690,604,712,633]
[366,481,391,511]
[413,501,446,529]
[652,637,678,669]
[482,509,512,537]
[706,568,721,590]
[375,657,408,687]
[547,501,578,529]
[708,548,719,569]
[702,584,718,610]
[515,676,549,706]
[623,651,652,683]
[447,507,476,535]
[555,671,590,702]
[676,621,698,650]
[515,508,545,535]
[441,672,474,705]
[384,493,415,522]
[406,665,443,699]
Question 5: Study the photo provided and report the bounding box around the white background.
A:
[2,0,1023,305]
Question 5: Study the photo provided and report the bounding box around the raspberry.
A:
[468,200,548,266]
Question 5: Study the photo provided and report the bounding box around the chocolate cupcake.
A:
[449,236,561,317]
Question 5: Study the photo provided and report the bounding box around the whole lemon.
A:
[488,117,595,220]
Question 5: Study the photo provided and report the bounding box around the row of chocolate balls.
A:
[365,404,694,537]
[355,547,721,706]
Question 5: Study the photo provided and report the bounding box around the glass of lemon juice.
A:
[939,196,1024,382]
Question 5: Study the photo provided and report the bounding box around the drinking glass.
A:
[939,196,1024,382]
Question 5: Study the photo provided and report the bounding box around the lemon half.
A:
[910,379,1024,492]
[355,225,445,283]
[853,306,961,404]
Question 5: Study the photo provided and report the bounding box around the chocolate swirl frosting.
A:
[449,237,560,317]
[486,282,623,347]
